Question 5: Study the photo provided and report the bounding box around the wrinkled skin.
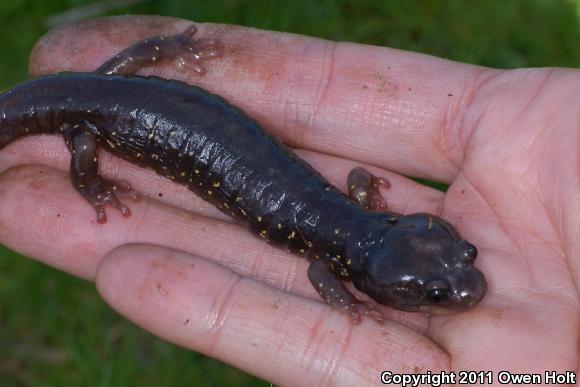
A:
[0,16,578,386]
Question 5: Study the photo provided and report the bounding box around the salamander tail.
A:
[0,116,31,150]
[0,120,13,150]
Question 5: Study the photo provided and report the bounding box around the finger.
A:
[29,15,493,183]
[0,164,431,330]
[96,244,450,386]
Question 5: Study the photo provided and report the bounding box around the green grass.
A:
[1,0,579,385]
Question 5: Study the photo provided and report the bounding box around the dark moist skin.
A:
[0,26,487,323]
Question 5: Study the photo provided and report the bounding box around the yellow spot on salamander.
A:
[106,139,116,149]
[235,197,242,202]
[260,230,267,237]
[212,181,220,188]
[257,216,262,222]
[277,223,282,229]
[299,249,305,254]
[180,172,186,177]
[334,228,340,234]
[207,190,212,195]
[194,169,200,175]
[287,231,296,239]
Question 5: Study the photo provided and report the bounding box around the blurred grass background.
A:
[0,0,579,386]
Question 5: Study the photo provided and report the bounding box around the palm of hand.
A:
[436,69,579,370]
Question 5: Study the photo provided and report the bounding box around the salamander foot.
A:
[82,178,137,223]
[347,166,391,210]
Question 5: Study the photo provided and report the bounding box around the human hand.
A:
[0,15,577,385]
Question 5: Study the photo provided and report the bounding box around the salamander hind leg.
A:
[96,25,222,76]
[63,124,137,223]
[307,259,385,325]
[347,166,391,211]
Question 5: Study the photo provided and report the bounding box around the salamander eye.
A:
[426,280,450,303]
[463,243,478,263]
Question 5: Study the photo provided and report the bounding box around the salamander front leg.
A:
[96,25,222,76]
[307,259,384,324]
[63,125,137,223]
[346,167,391,211]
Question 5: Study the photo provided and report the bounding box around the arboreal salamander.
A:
[0,26,487,323]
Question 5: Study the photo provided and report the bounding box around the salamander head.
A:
[351,213,487,312]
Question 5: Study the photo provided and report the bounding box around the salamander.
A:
[0,25,487,323]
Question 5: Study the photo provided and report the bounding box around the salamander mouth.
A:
[416,305,461,315]
[415,288,485,314]
[387,303,460,314]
